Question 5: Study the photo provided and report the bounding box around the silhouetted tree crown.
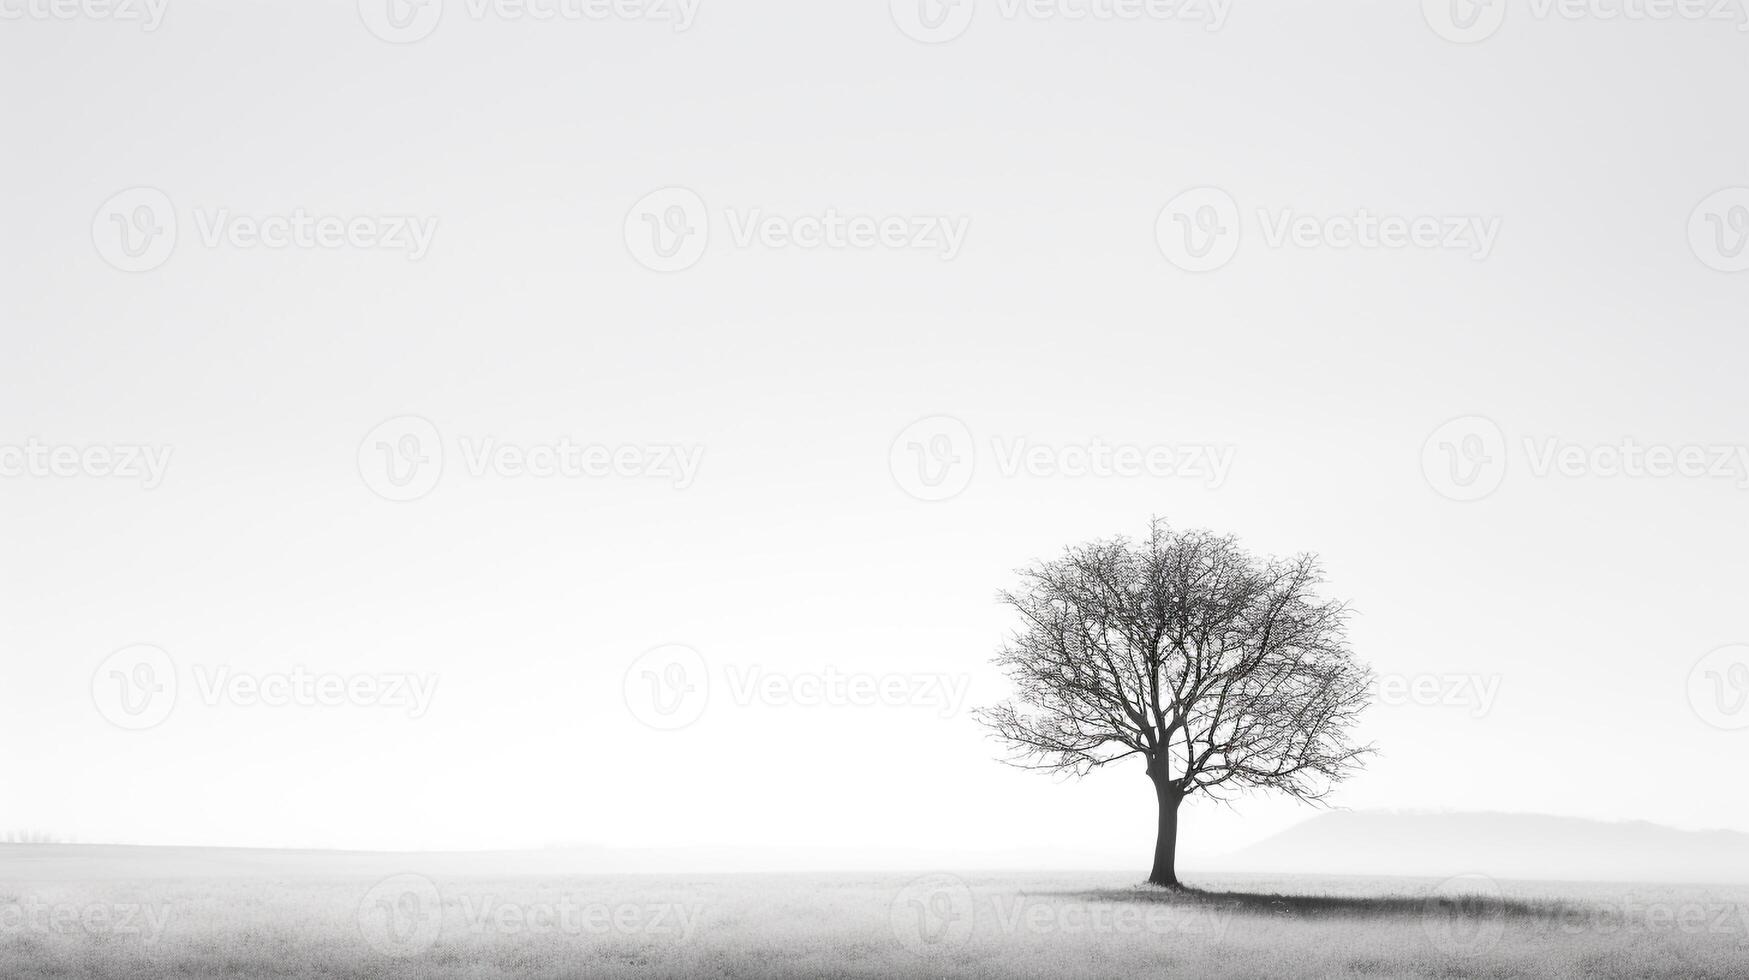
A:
[979,521,1373,806]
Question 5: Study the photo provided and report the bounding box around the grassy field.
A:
[2,846,1746,978]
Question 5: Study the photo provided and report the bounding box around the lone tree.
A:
[977,521,1373,888]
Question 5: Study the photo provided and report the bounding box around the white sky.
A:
[2,0,1746,867]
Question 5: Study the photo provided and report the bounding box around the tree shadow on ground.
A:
[1067,885,1565,921]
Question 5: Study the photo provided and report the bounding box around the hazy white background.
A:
[2,0,1746,866]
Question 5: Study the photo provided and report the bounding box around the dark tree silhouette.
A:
[977,521,1374,887]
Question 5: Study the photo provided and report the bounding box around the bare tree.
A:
[977,521,1374,887]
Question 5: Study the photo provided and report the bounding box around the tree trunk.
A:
[1148,776,1184,887]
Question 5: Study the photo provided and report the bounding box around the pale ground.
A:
[2,846,1746,978]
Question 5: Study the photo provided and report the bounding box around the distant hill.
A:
[10,813,1748,883]
[1210,811,1749,884]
